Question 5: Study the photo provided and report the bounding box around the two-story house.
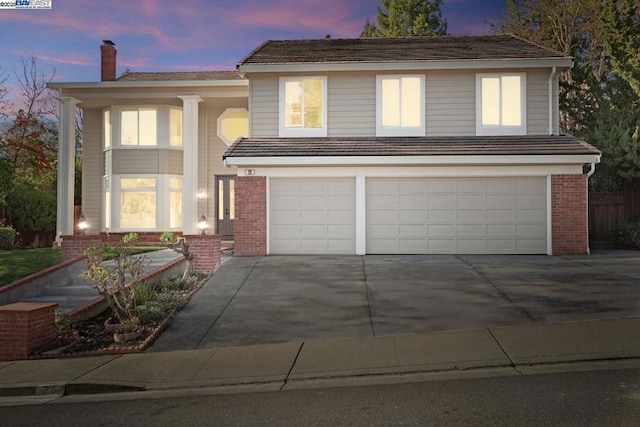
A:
[226,35,601,256]
[50,35,601,257]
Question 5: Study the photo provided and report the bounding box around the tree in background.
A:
[0,56,60,246]
[360,0,447,37]
[494,0,640,192]
[603,0,640,98]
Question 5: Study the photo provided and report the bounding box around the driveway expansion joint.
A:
[280,342,305,391]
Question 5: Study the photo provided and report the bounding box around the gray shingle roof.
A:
[238,35,568,66]
[117,70,244,81]
[223,135,600,159]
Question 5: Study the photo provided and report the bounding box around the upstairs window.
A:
[376,75,425,136]
[121,108,157,146]
[279,76,327,137]
[476,73,526,136]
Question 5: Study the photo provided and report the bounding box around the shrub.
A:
[0,226,16,249]
[614,220,640,249]
[134,301,167,325]
[6,183,56,233]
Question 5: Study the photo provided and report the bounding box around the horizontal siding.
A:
[82,109,102,228]
[526,69,550,135]
[250,76,278,137]
[167,150,183,175]
[112,149,159,174]
[248,68,554,138]
[328,73,375,137]
[426,71,476,136]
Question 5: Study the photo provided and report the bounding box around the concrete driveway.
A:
[150,251,640,352]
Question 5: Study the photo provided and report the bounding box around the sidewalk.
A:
[1,316,639,404]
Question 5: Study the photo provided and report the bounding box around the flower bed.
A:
[35,272,209,358]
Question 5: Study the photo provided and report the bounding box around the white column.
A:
[178,95,203,235]
[355,174,366,255]
[56,97,80,239]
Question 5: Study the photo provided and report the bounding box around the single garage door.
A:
[270,178,355,254]
[367,177,547,254]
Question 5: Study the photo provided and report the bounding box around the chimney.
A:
[100,40,117,81]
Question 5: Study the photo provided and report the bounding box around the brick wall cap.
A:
[0,302,59,313]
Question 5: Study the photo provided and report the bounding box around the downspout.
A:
[548,66,557,135]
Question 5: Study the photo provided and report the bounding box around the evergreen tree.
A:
[360,0,447,37]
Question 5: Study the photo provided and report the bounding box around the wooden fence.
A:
[589,192,625,247]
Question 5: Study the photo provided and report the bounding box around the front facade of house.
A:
[51,35,601,256]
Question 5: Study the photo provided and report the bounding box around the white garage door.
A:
[367,177,547,254]
[270,178,355,254]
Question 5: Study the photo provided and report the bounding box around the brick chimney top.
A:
[100,40,117,81]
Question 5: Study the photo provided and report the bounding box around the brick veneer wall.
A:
[0,302,58,361]
[61,235,103,262]
[185,234,221,271]
[234,176,267,256]
[552,174,589,255]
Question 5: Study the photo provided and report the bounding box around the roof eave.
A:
[224,153,600,167]
[47,79,248,90]
[237,57,572,74]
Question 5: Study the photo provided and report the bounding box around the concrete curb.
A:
[1,316,640,402]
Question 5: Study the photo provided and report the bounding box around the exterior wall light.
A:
[78,214,88,235]
[197,213,208,235]
[197,190,207,200]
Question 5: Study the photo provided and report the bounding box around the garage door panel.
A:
[456,179,484,192]
[270,178,355,254]
[457,224,484,235]
[367,177,546,254]
[398,209,426,222]
[398,224,426,237]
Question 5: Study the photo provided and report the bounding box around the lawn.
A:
[0,248,63,287]
[0,246,166,287]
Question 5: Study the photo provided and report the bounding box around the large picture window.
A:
[279,76,327,137]
[104,175,182,231]
[119,178,157,229]
[476,73,526,136]
[376,75,425,136]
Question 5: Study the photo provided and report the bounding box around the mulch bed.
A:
[32,272,212,359]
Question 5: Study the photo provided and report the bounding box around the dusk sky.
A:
[0,0,505,101]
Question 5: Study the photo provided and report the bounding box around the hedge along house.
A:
[225,35,602,256]
[49,41,249,255]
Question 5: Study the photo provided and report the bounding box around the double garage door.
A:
[270,177,547,255]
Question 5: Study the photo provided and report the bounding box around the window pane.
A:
[120,191,156,228]
[304,79,323,129]
[170,191,182,228]
[170,109,182,147]
[229,179,235,220]
[105,190,111,229]
[218,180,224,220]
[285,81,302,127]
[120,178,156,189]
[121,110,138,145]
[169,178,182,189]
[139,109,157,146]
[104,110,111,149]
[501,76,521,126]
[381,78,400,127]
[401,77,421,127]
[481,77,500,126]
[219,109,249,144]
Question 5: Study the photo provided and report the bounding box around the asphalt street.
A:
[2,367,639,426]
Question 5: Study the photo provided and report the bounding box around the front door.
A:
[216,176,235,240]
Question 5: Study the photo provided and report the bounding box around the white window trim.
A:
[107,174,183,232]
[217,107,249,146]
[476,73,527,136]
[376,74,426,137]
[103,105,183,150]
[278,76,328,137]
